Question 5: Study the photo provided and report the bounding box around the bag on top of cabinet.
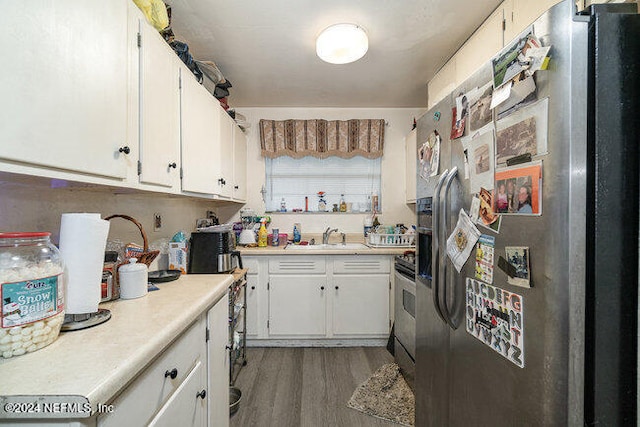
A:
[133,0,169,31]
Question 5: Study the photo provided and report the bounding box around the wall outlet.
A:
[153,213,162,231]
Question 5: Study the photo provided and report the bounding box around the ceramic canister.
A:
[118,258,148,299]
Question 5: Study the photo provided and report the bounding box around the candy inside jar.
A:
[0,232,65,359]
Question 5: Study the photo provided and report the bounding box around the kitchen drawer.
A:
[243,257,260,273]
[269,256,326,274]
[98,316,206,427]
[333,256,390,274]
[148,360,207,427]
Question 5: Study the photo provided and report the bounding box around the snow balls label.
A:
[2,275,62,328]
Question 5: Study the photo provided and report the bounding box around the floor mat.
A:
[347,363,415,426]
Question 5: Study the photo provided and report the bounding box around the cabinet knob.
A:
[222,178,227,185]
[226,345,232,350]
[251,286,255,290]
[118,146,130,155]
[320,286,325,290]
[168,162,177,169]
[218,178,224,185]
[164,368,178,380]
[234,185,239,190]
[197,389,207,400]
[335,286,339,290]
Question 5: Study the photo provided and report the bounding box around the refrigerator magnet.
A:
[466,278,525,368]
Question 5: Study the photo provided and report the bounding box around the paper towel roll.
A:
[59,213,110,314]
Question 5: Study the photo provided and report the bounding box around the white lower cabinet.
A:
[99,295,229,427]
[245,273,259,337]
[207,293,229,427]
[244,255,391,341]
[269,275,327,337]
[333,274,390,336]
[148,360,207,427]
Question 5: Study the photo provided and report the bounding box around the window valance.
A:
[259,119,385,159]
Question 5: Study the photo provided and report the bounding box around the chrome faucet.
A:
[323,227,338,244]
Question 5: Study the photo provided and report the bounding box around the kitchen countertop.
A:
[0,274,233,418]
[239,244,413,256]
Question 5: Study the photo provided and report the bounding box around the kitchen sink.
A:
[285,243,370,250]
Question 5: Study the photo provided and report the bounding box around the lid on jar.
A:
[119,258,147,273]
[0,232,51,239]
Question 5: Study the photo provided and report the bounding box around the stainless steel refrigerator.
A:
[415,1,639,426]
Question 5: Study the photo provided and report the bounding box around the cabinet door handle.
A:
[234,185,239,190]
[118,146,130,155]
[320,286,325,290]
[335,286,339,290]
[164,368,178,379]
[168,162,177,169]
[251,286,255,290]
[197,389,207,400]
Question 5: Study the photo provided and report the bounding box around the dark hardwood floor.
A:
[230,347,396,427]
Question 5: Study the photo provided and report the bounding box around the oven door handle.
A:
[432,169,449,324]
[439,167,459,330]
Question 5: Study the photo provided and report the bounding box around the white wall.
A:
[217,107,424,236]
[0,182,224,245]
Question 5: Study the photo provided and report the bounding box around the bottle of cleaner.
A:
[258,219,268,247]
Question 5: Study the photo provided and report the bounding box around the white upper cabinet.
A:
[455,6,505,85]
[216,108,235,198]
[0,1,129,179]
[232,126,248,202]
[405,129,417,203]
[138,18,180,189]
[504,0,563,44]
[428,58,458,110]
[180,67,221,195]
[428,0,562,108]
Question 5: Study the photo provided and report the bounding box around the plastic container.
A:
[119,258,148,299]
[0,232,65,359]
[363,216,373,238]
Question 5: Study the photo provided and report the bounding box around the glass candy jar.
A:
[0,232,65,359]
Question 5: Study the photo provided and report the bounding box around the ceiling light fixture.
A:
[316,23,368,64]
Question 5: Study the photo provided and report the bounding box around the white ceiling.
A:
[167,0,502,108]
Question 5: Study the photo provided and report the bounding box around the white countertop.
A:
[0,274,232,416]
[239,245,412,256]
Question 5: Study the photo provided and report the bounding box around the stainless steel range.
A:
[394,251,416,390]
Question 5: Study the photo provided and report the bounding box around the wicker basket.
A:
[104,214,159,267]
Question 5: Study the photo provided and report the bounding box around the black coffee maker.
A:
[188,231,243,274]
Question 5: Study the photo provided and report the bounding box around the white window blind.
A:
[265,156,381,212]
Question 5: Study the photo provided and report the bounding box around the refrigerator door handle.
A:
[432,169,449,324]
[439,167,459,329]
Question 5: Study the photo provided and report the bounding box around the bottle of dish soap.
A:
[339,194,347,212]
[258,219,268,247]
[293,223,301,244]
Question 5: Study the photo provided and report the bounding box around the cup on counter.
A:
[346,202,353,212]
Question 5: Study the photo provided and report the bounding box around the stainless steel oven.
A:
[394,252,416,390]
